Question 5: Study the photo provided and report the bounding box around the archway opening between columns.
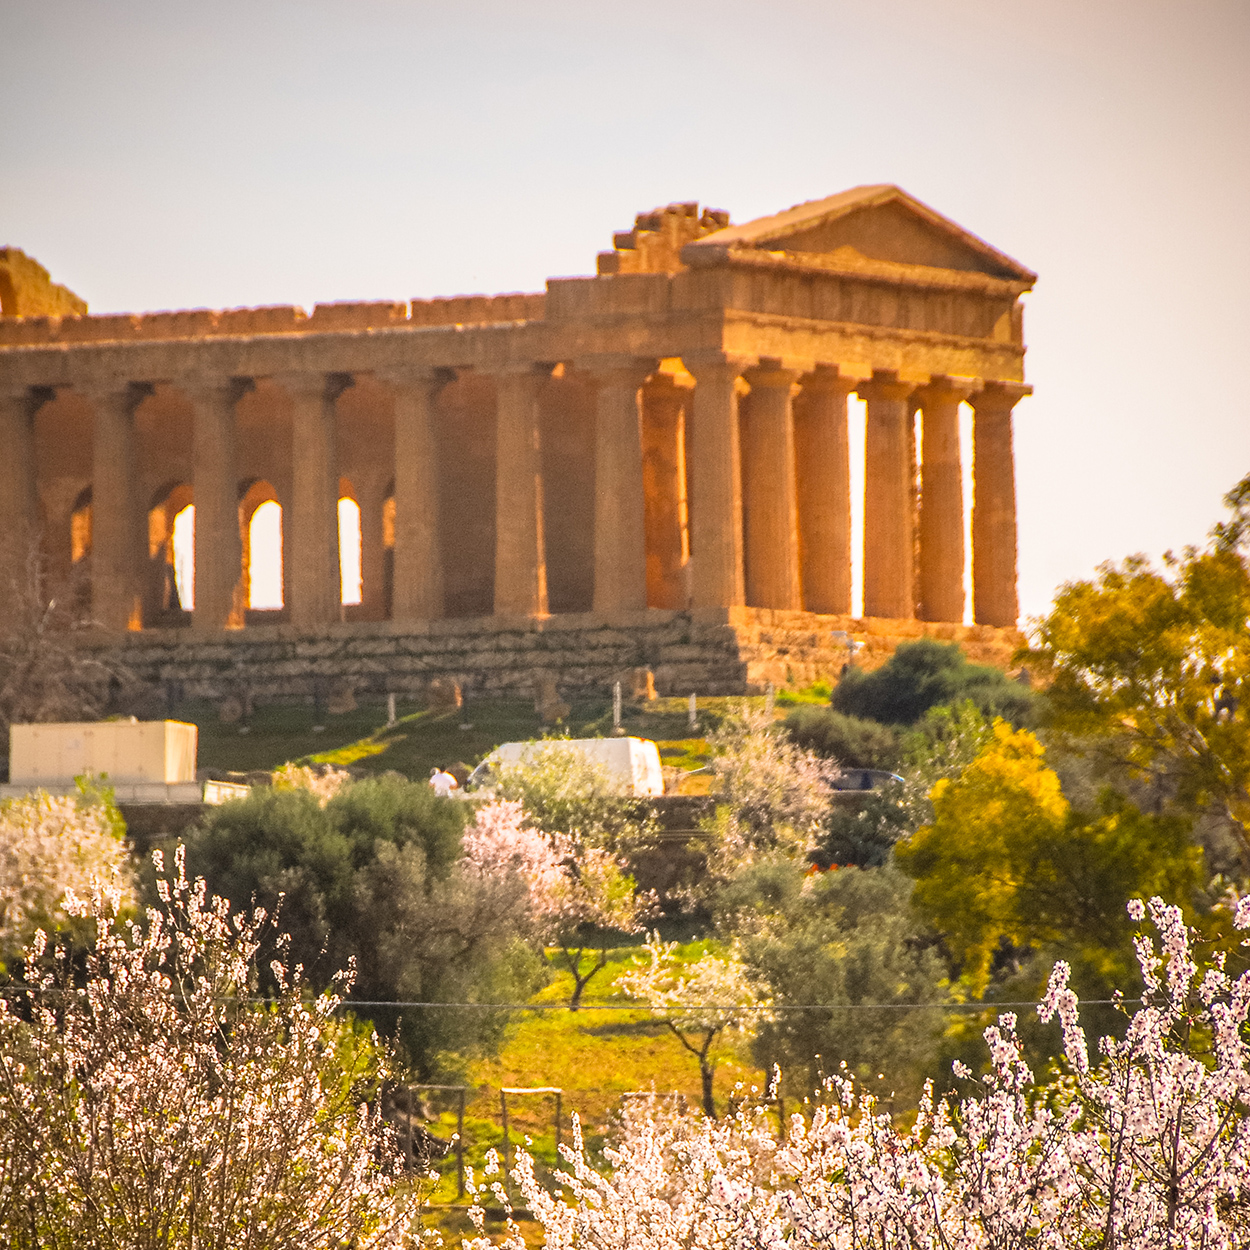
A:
[239,480,284,612]
[338,476,362,607]
[381,487,395,619]
[149,483,195,620]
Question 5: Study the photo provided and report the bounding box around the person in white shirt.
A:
[429,766,458,797]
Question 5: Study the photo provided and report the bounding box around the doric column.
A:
[580,355,656,614]
[916,377,977,624]
[640,373,692,610]
[0,388,43,627]
[685,355,752,610]
[380,368,447,622]
[181,376,251,632]
[86,381,152,631]
[278,372,352,629]
[860,371,919,620]
[742,363,803,610]
[971,382,1029,627]
[794,368,855,615]
[493,365,551,618]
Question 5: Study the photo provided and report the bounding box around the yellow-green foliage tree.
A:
[1024,473,1250,852]
[896,722,1201,997]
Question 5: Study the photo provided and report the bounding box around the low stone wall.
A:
[83,608,1024,707]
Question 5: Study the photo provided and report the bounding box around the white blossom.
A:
[0,788,134,960]
[477,895,1250,1247]
[0,845,425,1248]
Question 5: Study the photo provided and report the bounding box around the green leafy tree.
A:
[895,722,1202,997]
[832,637,1033,727]
[185,775,542,1077]
[1024,472,1250,854]
[716,857,946,1103]
[813,701,994,868]
[493,739,643,850]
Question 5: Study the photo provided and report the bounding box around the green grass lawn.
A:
[419,941,769,1219]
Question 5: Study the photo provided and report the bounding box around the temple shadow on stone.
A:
[0,186,1033,701]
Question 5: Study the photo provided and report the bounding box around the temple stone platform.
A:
[86,608,1024,705]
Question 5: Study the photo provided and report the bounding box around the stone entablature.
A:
[0,185,1034,684]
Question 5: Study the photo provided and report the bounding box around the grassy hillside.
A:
[176,693,755,784]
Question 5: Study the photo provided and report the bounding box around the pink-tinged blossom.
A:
[463,799,570,919]
[463,800,652,938]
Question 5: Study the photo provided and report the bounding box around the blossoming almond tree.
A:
[0,846,423,1250]
[0,787,134,966]
[618,934,772,1117]
[473,895,1250,1248]
[464,799,655,1008]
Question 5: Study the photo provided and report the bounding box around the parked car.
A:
[831,767,904,791]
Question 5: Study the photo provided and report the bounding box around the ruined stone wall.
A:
[0,291,545,346]
[85,608,1022,708]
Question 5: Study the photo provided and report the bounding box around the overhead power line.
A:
[0,989,1137,1012]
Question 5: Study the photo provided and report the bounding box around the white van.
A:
[467,737,665,797]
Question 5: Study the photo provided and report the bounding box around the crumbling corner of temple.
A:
[597,202,731,275]
[0,247,88,318]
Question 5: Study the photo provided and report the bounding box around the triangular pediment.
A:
[683,185,1035,283]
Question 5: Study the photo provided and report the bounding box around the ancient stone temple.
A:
[0,186,1033,699]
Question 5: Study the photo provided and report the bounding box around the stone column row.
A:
[861,371,1028,627]
[1,358,1024,639]
[665,357,1026,626]
[184,372,355,634]
[0,373,365,635]
[0,389,44,635]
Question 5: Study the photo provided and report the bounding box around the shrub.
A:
[782,706,901,770]
[832,637,1033,726]
[714,858,945,1101]
[185,774,541,1076]
[812,702,995,869]
[493,739,643,849]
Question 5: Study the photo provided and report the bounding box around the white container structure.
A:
[5,719,204,803]
[472,737,665,797]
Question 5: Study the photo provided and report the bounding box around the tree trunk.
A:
[562,944,607,1011]
[700,1060,715,1118]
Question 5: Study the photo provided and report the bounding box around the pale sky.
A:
[3,0,1247,625]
